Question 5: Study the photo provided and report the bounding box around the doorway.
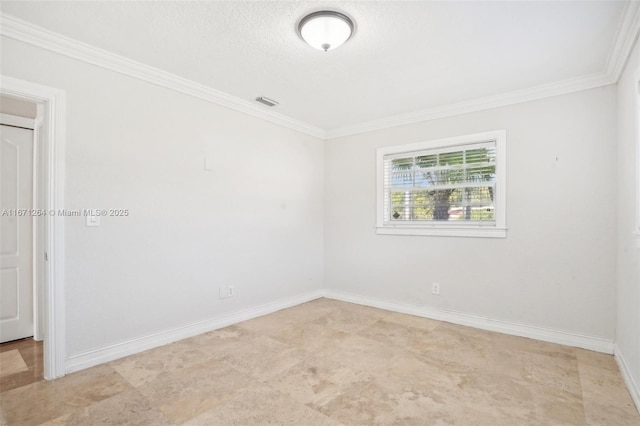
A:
[0,76,66,380]
[1,111,37,344]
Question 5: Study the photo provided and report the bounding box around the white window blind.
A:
[376,130,506,238]
[383,141,497,225]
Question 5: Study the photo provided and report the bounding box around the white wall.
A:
[0,29,629,378]
[325,86,617,341]
[1,37,325,357]
[616,36,640,407]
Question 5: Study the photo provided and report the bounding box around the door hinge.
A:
[44,252,48,261]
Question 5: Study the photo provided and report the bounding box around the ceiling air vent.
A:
[255,96,279,107]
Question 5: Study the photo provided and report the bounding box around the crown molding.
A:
[325,72,613,139]
[0,14,326,140]
[326,1,640,140]
[605,0,640,82]
[3,3,640,142]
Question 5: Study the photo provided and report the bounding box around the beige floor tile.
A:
[236,299,342,336]
[0,380,69,425]
[270,321,350,354]
[407,323,586,418]
[575,347,619,371]
[0,365,131,425]
[0,350,28,378]
[183,383,344,425]
[271,298,345,322]
[488,347,581,393]
[56,365,133,408]
[236,313,301,335]
[137,357,253,424]
[235,300,335,335]
[357,318,436,351]
[180,324,256,357]
[579,362,639,425]
[313,350,585,426]
[375,351,463,389]
[218,335,304,381]
[396,352,562,424]
[411,321,582,397]
[382,311,441,332]
[40,388,173,426]
[269,354,374,406]
[431,321,496,347]
[365,380,527,426]
[490,332,576,360]
[409,322,495,374]
[1,298,638,425]
[307,302,390,334]
[110,340,207,387]
[456,372,585,425]
[308,375,402,425]
[315,334,404,376]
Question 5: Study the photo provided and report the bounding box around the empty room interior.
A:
[1,1,640,425]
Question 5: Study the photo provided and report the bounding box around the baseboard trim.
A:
[614,344,640,414]
[65,290,322,374]
[321,290,614,354]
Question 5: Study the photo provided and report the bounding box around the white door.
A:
[0,124,34,343]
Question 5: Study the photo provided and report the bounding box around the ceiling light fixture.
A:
[298,11,355,52]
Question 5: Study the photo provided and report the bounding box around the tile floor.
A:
[0,338,43,393]
[0,298,638,425]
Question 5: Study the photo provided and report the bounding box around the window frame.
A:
[376,130,507,238]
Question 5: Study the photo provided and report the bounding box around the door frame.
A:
[0,113,38,343]
[1,75,66,379]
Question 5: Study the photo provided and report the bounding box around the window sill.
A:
[377,226,507,238]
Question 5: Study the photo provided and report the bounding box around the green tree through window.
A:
[387,145,496,223]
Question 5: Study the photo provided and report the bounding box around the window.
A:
[376,130,506,238]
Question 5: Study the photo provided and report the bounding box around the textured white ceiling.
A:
[0,1,627,132]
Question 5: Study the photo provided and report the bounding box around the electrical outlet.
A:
[432,282,440,295]
[219,286,228,299]
[227,285,235,297]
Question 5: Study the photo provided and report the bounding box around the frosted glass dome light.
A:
[298,11,355,52]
